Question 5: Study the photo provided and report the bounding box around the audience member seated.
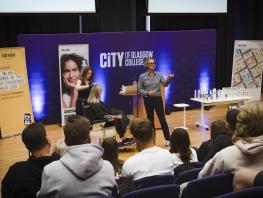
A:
[1,123,60,198]
[102,137,124,176]
[170,128,198,168]
[233,168,263,191]
[203,109,240,163]
[37,115,117,198]
[197,120,227,162]
[52,138,69,157]
[87,84,134,146]
[121,118,174,180]
[199,102,263,178]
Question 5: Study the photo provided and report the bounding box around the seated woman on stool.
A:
[87,84,134,146]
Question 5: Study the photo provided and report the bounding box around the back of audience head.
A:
[130,118,155,151]
[22,122,50,156]
[170,128,192,164]
[233,102,263,142]
[226,109,240,135]
[63,115,91,146]
[210,120,227,140]
[102,137,122,174]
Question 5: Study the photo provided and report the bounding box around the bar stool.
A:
[173,103,189,130]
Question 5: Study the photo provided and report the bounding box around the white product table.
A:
[191,96,251,130]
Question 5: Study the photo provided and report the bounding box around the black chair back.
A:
[214,186,263,198]
[174,162,203,177]
[122,184,180,198]
[174,168,202,185]
[181,173,233,198]
[82,104,108,124]
[132,175,175,189]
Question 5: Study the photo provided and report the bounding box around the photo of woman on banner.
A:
[138,58,174,147]
[60,53,88,109]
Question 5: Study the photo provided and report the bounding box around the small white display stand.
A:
[191,96,251,130]
[173,103,189,130]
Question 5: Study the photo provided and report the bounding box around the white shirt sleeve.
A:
[120,160,133,178]
[171,153,184,169]
[190,148,198,162]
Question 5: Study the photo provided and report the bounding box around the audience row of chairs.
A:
[100,170,263,197]
[130,169,233,198]
[102,186,263,198]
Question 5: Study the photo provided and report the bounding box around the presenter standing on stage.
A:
[138,58,174,147]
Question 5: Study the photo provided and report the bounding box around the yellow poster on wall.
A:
[0,47,34,138]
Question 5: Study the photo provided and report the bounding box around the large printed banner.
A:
[17,31,216,122]
[231,41,263,100]
[0,47,34,138]
[59,44,89,125]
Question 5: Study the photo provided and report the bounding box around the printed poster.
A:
[58,44,89,126]
[231,41,263,100]
[0,47,34,138]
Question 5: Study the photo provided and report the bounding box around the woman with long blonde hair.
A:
[87,84,101,104]
[87,85,135,146]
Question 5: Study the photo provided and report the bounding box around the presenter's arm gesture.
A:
[161,72,174,87]
[167,72,175,81]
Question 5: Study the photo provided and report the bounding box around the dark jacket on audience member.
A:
[197,140,213,162]
[203,133,233,163]
[89,101,124,120]
[1,154,59,198]
[89,101,130,138]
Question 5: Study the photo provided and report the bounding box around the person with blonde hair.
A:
[199,102,263,178]
[87,85,134,146]
[52,139,69,157]
[87,84,102,104]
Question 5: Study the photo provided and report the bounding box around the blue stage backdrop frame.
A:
[17,30,216,123]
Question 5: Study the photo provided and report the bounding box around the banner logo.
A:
[100,50,154,68]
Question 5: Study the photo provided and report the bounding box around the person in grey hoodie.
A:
[37,115,117,198]
[199,102,263,178]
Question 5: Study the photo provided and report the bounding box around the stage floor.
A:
[0,105,228,188]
